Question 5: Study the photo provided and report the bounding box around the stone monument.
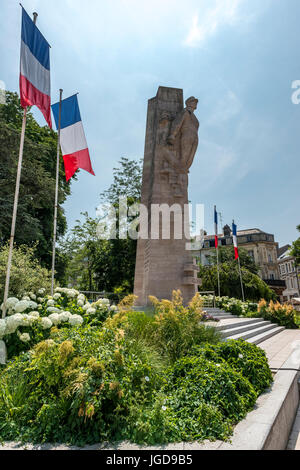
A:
[134,86,201,306]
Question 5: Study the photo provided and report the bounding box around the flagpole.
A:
[215,206,221,297]
[51,89,63,295]
[233,219,245,302]
[237,256,245,302]
[2,12,38,319]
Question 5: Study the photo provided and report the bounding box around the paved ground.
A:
[258,329,300,370]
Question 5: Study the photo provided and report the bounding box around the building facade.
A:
[277,245,300,302]
[196,226,285,296]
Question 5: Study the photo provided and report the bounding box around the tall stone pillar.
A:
[134,86,201,306]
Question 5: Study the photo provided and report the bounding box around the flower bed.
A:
[0,291,273,446]
[200,295,299,329]
[0,288,116,359]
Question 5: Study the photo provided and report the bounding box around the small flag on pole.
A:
[51,94,95,181]
[232,221,239,260]
[20,7,52,127]
[214,206,218,249]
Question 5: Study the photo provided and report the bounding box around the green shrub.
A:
[0,244,52,300]
[192,339,273,394]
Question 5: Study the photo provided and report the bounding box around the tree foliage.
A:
[199,247,276,301]
[290,224,300,267]
[59,158,142,293]
[0,243,52,300]
[0,91,72,268]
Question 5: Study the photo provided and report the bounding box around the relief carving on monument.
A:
[158,97,199,199]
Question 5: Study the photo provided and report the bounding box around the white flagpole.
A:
[233,219,245,302]
[2,12,38,319]
[215,206,221,297]
[51,89,63,295]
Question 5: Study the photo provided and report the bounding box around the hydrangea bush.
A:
[0,288,116,359]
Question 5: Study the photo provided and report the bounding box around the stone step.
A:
[216,318,265,331]
[247,326,286,345]
[221,321,271,338]
[225,323,281,342]
[210,315,238,320]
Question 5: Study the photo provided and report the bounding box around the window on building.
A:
[270,273,275,280]
[268,253,273,263]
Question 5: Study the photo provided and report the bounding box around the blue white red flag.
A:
[214,206,218,249]
[51,94,95,181]
[20,7,52,128]
[232,222,239,260]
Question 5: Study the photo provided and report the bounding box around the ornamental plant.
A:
[0,288,116,359]
[0,320,273,446]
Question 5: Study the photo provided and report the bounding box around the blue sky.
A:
[1,0,299,247]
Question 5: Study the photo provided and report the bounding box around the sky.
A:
[0,0,299,247]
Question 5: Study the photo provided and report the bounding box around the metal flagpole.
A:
[2,12,38,319]
[233,219,245,302]
[215,206,221,297]
[51,89,63,295]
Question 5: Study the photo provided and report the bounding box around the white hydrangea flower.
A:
[41,317,53,330]
[14,300,30,313]
[19,333,31,343]
[59,311,72,322]
[4,297,19,310]
[0,319,6,339]
[5,314,23,334]
[37,297,44,304]
[29,292,36,301]
[67,289,78,298]
[28,301,38,310]
[30,311,40,318]
[110,305,118,312]
[53,293,61,300]
[22,296,31,301]
[38,288,46,295]
[77,299,85,307]
[48,313,61,325]
[86,307,96,315]
[82,303,91,311]
[46,307,61,314]
[69,315,84,326]
[47,299,55,307]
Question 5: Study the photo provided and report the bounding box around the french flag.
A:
[20,7,52,128]
[214,206,218,249]
[51,94,95,181]
[232,222,239,260]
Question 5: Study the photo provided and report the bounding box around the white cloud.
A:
[207,90,242,125]
[184,0,243,47]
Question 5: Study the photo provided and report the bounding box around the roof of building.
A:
[278,246,293,261]
[278,244,291,258]
[201,228,271,240]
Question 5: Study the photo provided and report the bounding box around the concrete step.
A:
[221,321,271,338]
[247,326,286,345]
[211,315,238,320]
[225,323,281,342]
[216,318,265,332]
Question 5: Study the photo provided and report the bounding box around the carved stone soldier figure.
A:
[167,96,199,173]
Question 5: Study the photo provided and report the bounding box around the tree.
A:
[198,247,276,301]
[0,243,52,300]
[59,158,143,293]
[290,224,300,267]
[0,91,73,269]
[205,247,259,275]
